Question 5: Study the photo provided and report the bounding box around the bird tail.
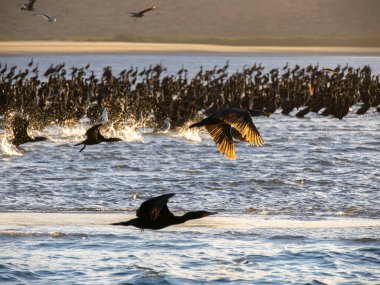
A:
[189,121,205,128]
[33,136,47,142]
[111,221,133,226]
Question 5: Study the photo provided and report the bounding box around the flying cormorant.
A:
[75,123,121,152]
[189,108,264,159]
[129,6,157,18]
[112,193,216,230]
[21,0,36,11]
[10,114,47,151]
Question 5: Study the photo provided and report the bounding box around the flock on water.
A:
[8,0,380,230]
[1,59,379,159]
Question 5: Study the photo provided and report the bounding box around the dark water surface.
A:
[0,53,379,284]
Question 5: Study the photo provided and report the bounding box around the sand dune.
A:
[1,0,380,46]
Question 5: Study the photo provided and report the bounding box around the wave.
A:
[0,134,22,157]
[0,118,205,157]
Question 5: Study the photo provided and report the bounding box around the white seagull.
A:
[34,13,63,23]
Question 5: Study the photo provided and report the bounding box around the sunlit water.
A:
[1,53,380,284]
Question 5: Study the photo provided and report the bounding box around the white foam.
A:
[1,212,378,229]
[176,126,202,142]
[0,134,22,157]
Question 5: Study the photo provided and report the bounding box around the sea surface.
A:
[0,53,380,284]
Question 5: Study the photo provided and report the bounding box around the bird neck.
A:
[32,136,47,142]
[176,211,208,223]
[103,137,121,142]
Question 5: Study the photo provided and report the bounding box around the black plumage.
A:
[129,6,157,18]
[75,123,121,152]
[112,193,216,230]
[10,114,47,150]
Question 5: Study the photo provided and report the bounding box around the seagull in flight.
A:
[129,6,157,18]
[34,13,63,23]
[21,0,36,11]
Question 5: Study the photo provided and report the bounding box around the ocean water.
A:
[0,53,380,284]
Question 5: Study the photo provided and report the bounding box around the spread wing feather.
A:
[139,6,157,15]
[205,124,236,160]
[215,108,264,146]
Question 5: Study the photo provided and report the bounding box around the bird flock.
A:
[1,59,379,158]
[12,0,379,232]
[1,60,378,126]
[20,0,158,22]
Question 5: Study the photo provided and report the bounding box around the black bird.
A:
[21,0,36,11]
[189,108,264,160]
[129,6,157,18]
[112,193,217,230]
[75,123,122,152]
[10,114,47,151]
[27,58,34,67]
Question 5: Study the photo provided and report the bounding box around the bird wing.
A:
[308,80,314,96]
[85,123,103,141]
[12,115,29,140]
[35,14,51,20]
[139,6,157,15]
[137,193,175,221]
[29,0,36,8]
[216,108,264,146]
[320,68,338,74]
[205,123,236,160]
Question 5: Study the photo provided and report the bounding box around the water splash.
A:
[176,125,202,142]
[102,122,144,143]
[43,124,87,143]
[0,134,22,157]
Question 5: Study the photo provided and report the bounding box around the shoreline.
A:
[1,41,380,55]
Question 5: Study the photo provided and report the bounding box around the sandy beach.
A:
[1,0,379,48]
[2,41,380,55]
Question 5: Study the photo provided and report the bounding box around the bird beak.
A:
[205,211,218,217]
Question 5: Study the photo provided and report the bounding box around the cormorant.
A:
[112,193,216,230]
[129,6,157,18]
[21,0,36,11]
[189,108,264,160]
[10,114,47,151]
[75,123,121,152]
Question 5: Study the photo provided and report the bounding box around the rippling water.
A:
[1,53,380,284]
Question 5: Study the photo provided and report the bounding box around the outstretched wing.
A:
[216,108,264,146]
[205,123,236,160]
[28,0,36,9]
[320,68,338,74]
[139,6,157,15]
[85,123,103,141]
[12,114,29,139]
[308,79,314,96]
[35,13,51,20]
[137,193,175,221]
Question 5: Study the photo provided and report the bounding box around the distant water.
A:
[1,53,380,284]
[2,52,380,77]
